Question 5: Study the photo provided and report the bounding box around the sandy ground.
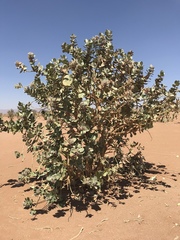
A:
[0,118,180,240]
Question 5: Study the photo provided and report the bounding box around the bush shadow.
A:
[2,159,179,219]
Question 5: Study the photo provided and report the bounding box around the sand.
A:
[0,118,180,240]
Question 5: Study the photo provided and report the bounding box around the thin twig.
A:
[96,218,108,226]
[8,215,20,220]
[101,218,109,223]
[33,226,53,231]
[146,129,152,140]
[69,227,84,240]
[89,218,109,234]
[68,201,73,222]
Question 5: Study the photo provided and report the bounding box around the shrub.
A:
[7,109,15,120]
[3,30,179,214]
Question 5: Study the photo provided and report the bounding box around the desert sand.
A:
[0,117,180,240]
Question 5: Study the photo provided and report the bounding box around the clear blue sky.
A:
[0,0,180,109]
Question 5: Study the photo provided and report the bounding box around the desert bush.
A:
[7,109,15,120]
[0,114,4,129]
[3,30,179,214]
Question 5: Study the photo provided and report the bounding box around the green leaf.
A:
[78,93,85,98]
[15,83,23,89]
[78,147,84,153]
[68,138,77,144]
[62,75,73,86]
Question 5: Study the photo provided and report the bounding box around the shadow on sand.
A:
[1,161,179,220]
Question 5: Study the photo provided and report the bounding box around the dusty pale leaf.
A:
[62,75,72,86]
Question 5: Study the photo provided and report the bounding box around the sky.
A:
[0,0,180,109]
